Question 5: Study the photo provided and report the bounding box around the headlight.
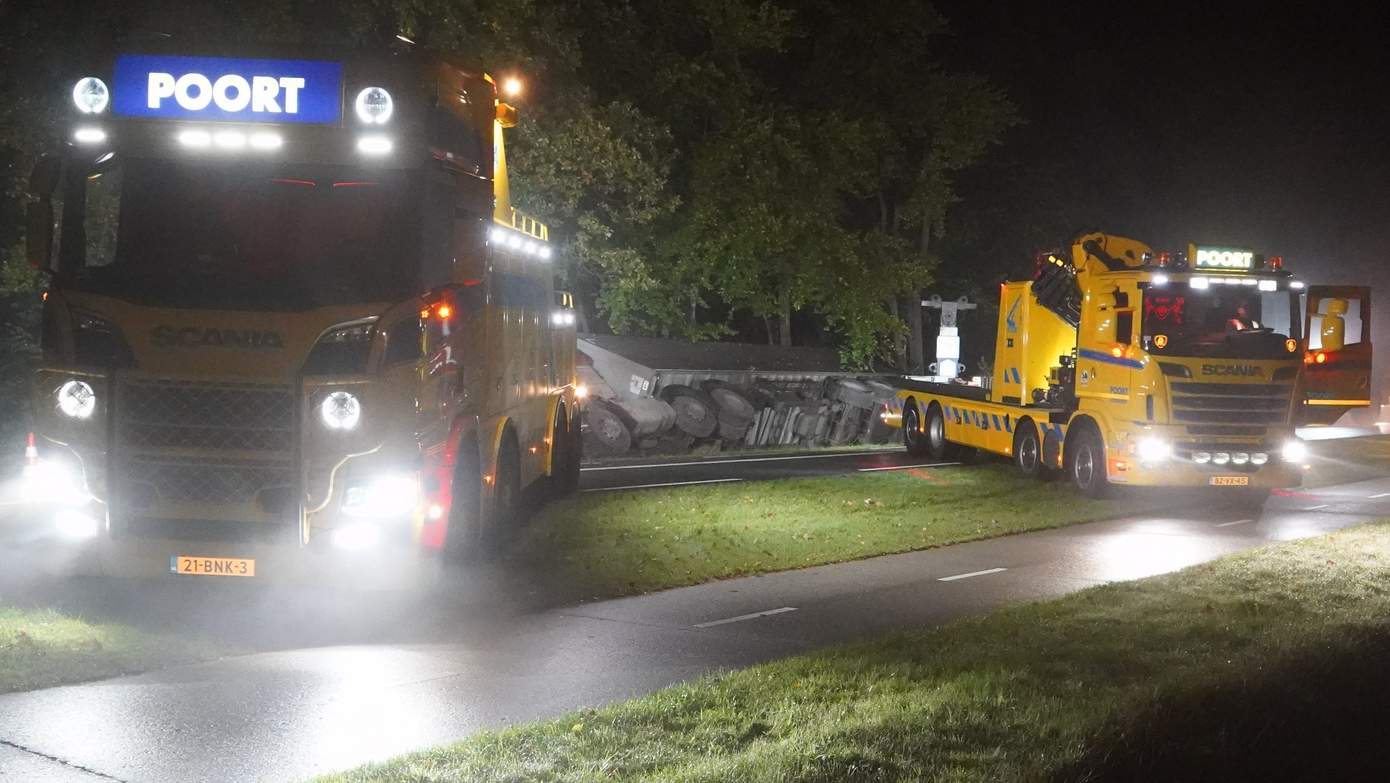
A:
[319,390,362,430]
[1212,452,1231,465]
[1251,452,1269,465]
[56,380,97,419]
[1135,436,1171,463]
[1232,452,1250,465]
[72,77,110,114]
[1282,440,1308,463]
[343,474,418,518]
[1192,451,1212,464]
[354,87,394,124]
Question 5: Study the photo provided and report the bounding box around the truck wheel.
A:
[1013,421,1050,479]
[903,400,932,457]
[444,437,485,563]
[1066,425,1109,499]
[660,385,719,439]
[547,405,580,498]
[924,403,956,461]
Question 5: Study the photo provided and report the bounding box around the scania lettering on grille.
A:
[151,325,285,350]
[1201,364,1262,377]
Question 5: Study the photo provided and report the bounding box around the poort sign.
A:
[113,55,342,124]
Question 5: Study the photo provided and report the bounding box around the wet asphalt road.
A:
[2,450,1389,781]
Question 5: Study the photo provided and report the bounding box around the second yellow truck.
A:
[889,232,1371,504]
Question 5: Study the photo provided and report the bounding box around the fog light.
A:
[1232,452,1250,465]
[1212,452,1231,465]
[1282,440,1308,463]
[331,522,380,550]
[1135,436,1171,463]
[1251,452,1269,465]
[357,135,392,155]
[20,460,86,504]
[342,474,418,518]
[55,509,99,540]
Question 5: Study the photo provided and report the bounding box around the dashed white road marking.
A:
[584,478,743,493]
[1369,492,1390,499]
[1302,504,1330,511]
[582,450,896,472]
[693,606,798,628]
[1214,518,1254,527]
[857,462,961,472]
[938,567,1008,582]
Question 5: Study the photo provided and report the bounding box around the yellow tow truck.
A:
[888,232,1371,504]
[22,46,580,580]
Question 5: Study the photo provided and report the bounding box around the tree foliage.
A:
[0,0,1016,371]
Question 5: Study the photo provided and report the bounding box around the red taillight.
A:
[1268,255,1283,270]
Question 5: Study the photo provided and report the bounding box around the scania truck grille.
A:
[1169,382,1292,427]
[121,455,293,506]
[117,380,294,451]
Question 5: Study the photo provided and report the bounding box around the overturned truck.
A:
[577,334,899,458]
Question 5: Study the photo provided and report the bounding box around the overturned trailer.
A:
[577,334,900,457]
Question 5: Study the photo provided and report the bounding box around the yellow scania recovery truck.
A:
[889,232,1371,503]
[22,45,580,579]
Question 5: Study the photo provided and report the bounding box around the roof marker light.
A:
[213,130,246,149]
[249,132,282,150]
[73,127,106,144]
[178,129,212,148]
[357,135,392,155]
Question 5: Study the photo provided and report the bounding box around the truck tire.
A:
[903,399,932,457]
[924,402,957,461]
[444,436,486,563]
[1066,424,1109,499]
[548,405,580,497]
[1013,420,1050,479]
[660,384,719,438]
[583,399,633,455]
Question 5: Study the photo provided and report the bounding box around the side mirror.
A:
[25,156,61,272]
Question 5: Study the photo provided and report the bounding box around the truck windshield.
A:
[1142,283,1300,359]
[69,158,420,311]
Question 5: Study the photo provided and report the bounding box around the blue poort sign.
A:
[112,55,343,124]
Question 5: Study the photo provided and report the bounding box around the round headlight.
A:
[354,87,393,125]
[1281,440,1308,464]
[1212,452,1231,466]
[1232,452,1250,465]
[56,380,97,419]
[320,390,362,430]
[1135,436,1171,463]
[1192,451,1212,464]
[72,77,110,114]
[1251,452,1269,466]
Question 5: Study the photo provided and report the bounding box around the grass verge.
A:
[324,520,1390,783]
[512,463,1163,598]
[0,604,227,693]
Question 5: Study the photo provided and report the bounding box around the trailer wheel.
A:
[1066,424,1109,499]
[924,403,956,461]
[1013,420,1049,479]
[903,400,932,457]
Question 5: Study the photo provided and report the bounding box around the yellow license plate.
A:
[1208,476,1250,487]
[170,556,255,577]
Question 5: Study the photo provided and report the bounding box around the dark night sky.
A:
[934,0,1390,401]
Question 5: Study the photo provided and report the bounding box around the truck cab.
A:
[23,47,580,581]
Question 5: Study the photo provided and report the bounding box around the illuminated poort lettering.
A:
[1194,248,1254,269]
